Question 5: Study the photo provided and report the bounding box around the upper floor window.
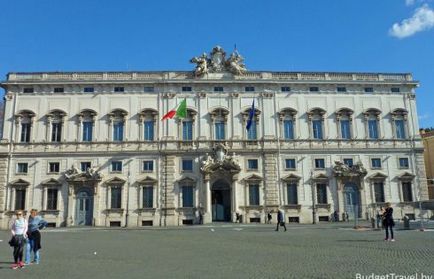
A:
[16,110,36,143]
[364,87,374,93]
[285,159,296,170]
[279,108,297,140]
[364,108,381,139]
[247,159,258,170]
[82,122,93,142]
[242,106,260,140]
[23,87,34,93]
[139,109,158,141]
[309,86,319,92]
[314,159,325,169]
[51,123,62,142]
[308,108,325,140]
[337,87,346,92]
[371,158,382,169]
[113,122,124,141]
[46,110,66,143]
[111,161,123,172]
[143,86,154,92]
[21,123,31,143]
[143,160,154,172]
[81,162,91,172]
[78,109,97,142]
[399,158,409,169]
[83,87,94,93]
[49,162,60,173]
[214,86,224,92]
[337,108,353,140]
[114,87,124,92]
[54,87,64,93]
[281,86,291,92]
[210,108,228,141]
[17,163,28,174]
[109,109,128,142]
[182,159,193,171]
[392,109,408,139]
[182,120,193,140]
[391,87,400,93]
[395,120,406,139]
[343,158,353,167]
[182,86,192,92]
[312,120,323,139]
[245,86,255,92]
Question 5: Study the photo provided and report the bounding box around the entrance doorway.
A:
[211,180,231,221]
[75,188,94,226]
[343,183,361,220]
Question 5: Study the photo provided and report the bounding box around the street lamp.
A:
[310,171,316,224]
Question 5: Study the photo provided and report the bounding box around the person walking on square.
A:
[382,202,395,241]
[267,212,272,224]
[10,210,28,269]
[25,209,48,265]
[275,209,287,231]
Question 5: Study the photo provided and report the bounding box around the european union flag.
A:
[246,100,255,131]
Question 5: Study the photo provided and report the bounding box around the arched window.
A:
[241,107,261,141]
[139,109,158,141]
[15,110,36,143]
[307,108,326,140]
[391,108,408,139]
[336,108,354,140]
[363,108,381,139]
[210,108,229,140]
[279,108,297,140]
[179,109,197,141]
[46,110,67,143]
[78,109,97,142]
[108,109,128,142]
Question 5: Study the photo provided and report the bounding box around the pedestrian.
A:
[382,202,395,241]
[376,208,382,229]
[345,212,349,222]
[333,211,339,222]
[342,212,346,222]
[267,212,272,224]
[25,209,48,265]
[10,210,28,269]
[275,209,287,231]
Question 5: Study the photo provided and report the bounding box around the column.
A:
[67,185,74,226]
[77,115,83,142]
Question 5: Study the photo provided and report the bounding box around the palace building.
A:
[0,46,430,228]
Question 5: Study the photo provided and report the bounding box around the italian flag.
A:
[161,99,187,120]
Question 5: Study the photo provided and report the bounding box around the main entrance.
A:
[343,183,361,220]
[75,188,94,226]
[211,180,231,221]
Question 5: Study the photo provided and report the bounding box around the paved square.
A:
[0,223,433,279]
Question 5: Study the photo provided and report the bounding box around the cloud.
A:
[418,113,431,120]
[389,4,434,38]
[406,0,416,6]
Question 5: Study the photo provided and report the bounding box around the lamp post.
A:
[311,171,316,224]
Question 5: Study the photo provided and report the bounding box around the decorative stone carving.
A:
[201,143,241,177]
[64,165,103,181]
[190,46,247,77]
[332,161,367,178]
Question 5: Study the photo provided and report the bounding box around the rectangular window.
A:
[23,87,34,93]
[399,158,409,169]
[391,87,400,93]
[316,184,327,204]
[54,87,64,93]
[371,158,382,169]
[368,120,379,139]
[402,182,413,202]
[287,183,298,204]
[364,87,374,93]
[214,86,224,92]
[81,162,91,172]
[343,158,353,167]
[113,122,124,141]
[182,159,193,171]
[15,189,26,210]
[247,159,258,170]
[247,120,257,140]
[314,159,325,169]
[114,87,124,92]
[374,182,385,203]
[182,186,193,207]
[143,86,154,92]
[309,86,319,92]
[49,162,60,173]
[182,121,193,140]
[215,122,225,140]
[47,189,58,210]
[17,163,28,174]
[21,123,31,143]
[245,86,255,92]
[340,120,351,139]
[143,161,154,172]
[51,123,62,142]
[284,120,294,139]
[82,122,93,142]
[83,87,94,93]
[337,87,347,92]
[182,86,192,92]
[249,184,260,206]
[111,187,122,209]
[144,121,154,141]
[312,120,323,139]
[111,161,122,172]
[281,86,291,92]
[143,187,154,208]
[395,120,406,139]
[285,159,296,170]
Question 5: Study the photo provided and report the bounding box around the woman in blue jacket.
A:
[25,209,48,265]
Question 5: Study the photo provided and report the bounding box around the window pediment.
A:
[312,173,329,182]
[79,109,97,117]
[367,172,388,181]
[243,174,263,182]
[16,110,36,118]
[104,176,126,185]
[41,178,62,187]
[398,172,415,181]
[137,175,158,184]
[281,173,301,182]
[336,108,354,116]
[47,109,67,118]
[10,178,30,187]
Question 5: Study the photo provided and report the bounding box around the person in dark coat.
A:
[275,209,287,231]
[382,202,395,241]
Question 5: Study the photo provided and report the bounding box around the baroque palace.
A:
[0,46,430,228]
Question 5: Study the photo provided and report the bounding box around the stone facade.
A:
[421,130,434,199]
[0,47,430,228]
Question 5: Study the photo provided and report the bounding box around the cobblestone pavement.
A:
[0,222,433,279]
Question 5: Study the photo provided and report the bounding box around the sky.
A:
[0,0,433,128]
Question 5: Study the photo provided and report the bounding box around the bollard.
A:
[403,215,410,230]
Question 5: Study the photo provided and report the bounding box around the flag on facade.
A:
[246,100,255,131]
[161,99,187,120]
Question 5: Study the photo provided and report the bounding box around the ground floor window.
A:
[143,186,154,208]
[110,187,122,209]
[182,186,193,208]
[286,183,298,204]
[47,188,58,210]
[374,182,385,203]
[402,182,413,202]
[316,184,327,204]
[249,184,260,206]
[15,189,26,210]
